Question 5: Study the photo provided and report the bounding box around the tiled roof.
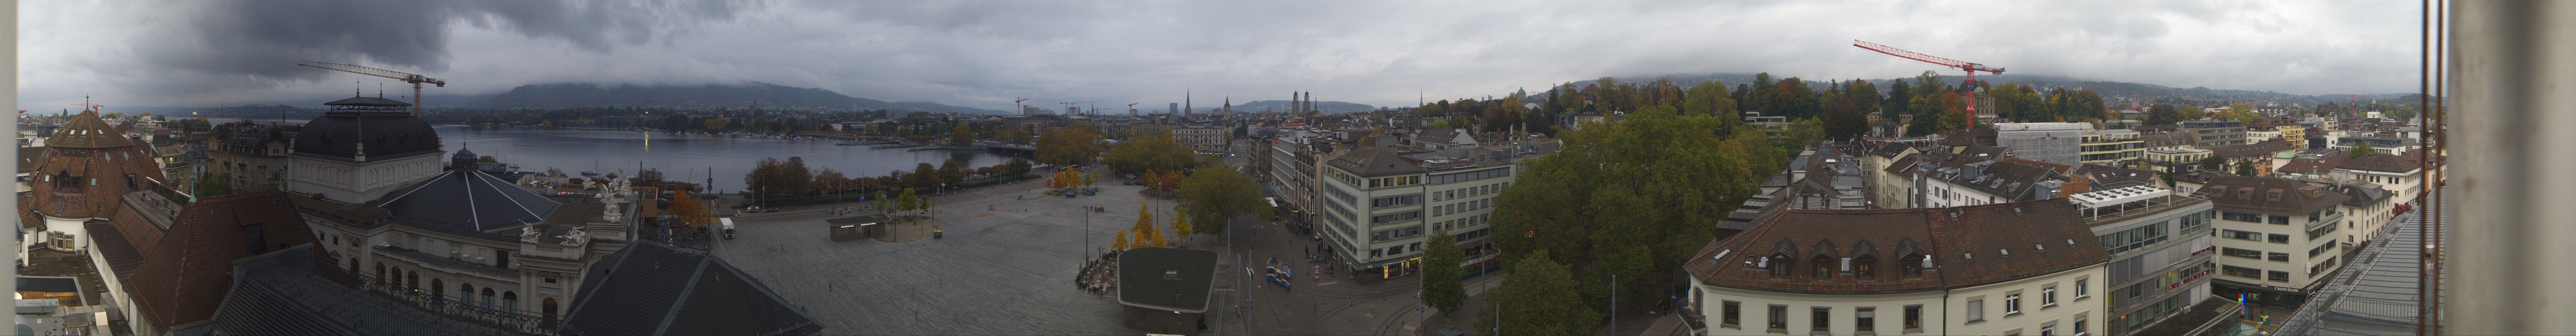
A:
[212,244,509,335]
[2277,155,2349,176]
[2337,151,2423,173]
[126,190,317,330]
[48,110,130,149]
[17,146,47,173]
[561,241,823,336]
[1956,144,2012,159]
[30,128,169,221]
[2002,158,2074,175]
[2193,176,2350,214]
[2210,139,2297,159]
[1117,247,1220,312]
[1683,200,2109,294]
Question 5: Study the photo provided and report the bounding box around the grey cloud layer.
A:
[22,1,2420,110]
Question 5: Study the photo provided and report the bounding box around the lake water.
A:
[432,126,1018,193]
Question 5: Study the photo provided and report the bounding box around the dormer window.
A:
[1768,253,1791,278]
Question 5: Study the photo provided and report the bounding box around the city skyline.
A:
[26,1,2423,111]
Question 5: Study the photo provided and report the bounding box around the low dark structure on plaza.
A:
[826,214,889,242]
[1116,247,1217,335]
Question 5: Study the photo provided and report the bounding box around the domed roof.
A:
[49,110,134,149]
[292,100,441,162]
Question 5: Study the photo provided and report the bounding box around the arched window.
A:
[461,284,476,307]
[406,271,419,291]
[543,298,560,320]
[1768,253,1792,278]
[1853,255,1879,280]
[1901,253,1927,278]
[374,262,386,281]
[503,292,519,312]
[430,279,445,302]
[1811,255,1835,279]
[481,288,497,310]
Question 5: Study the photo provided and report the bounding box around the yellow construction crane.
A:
[297,60,447,115]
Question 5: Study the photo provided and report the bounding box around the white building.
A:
[1317,144,1521,280]
[2192,175,2349,307]
[1684,200,2109,336]
[2070,185,2222,335]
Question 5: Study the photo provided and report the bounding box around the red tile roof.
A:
[2337,151,2423,173]
[1684,200,2108,294]
[2192,176,2350,214]
[124,190,317,330]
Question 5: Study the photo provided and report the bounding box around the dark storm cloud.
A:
[23,1,2423,110]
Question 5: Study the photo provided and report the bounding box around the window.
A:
[2267,252,2290,262]
[2005,293,2023,315]
[2306,223,2337,241]
[2222,212,2264,222]
[1901,253,1926,277]
[2041,324,2058,336]
[503,291,519,312]
[2222,230,2261,241]
[1856,307,1876,333]
[2268,233,2291,244]
[1903,305,1924,331]
[543,298,560,320]
[2076,278,2090,299]
[1769,305,1789,331]
[1723,301,1742,328]
[544,277,558,284]
[2310,241,2339,257]
[2075,314,2088,335]
[2269,215,2290,225]
[1813,307,1832,332]
[1853,255,1877,280]
[2043,286,2059,307]
[2222,265,2264,279]
[1813,255,1835,279]
[1769,254,1792,278]
[2222,247,2264,260]
[2097,224,2170,254]
[1966,299,1986,323]
[2268,270,2290,282]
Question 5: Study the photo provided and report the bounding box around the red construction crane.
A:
[1127,103,1140,116]
[1014,97,1032,115]
[2348,96,2365,115]
[1854,40,2005,130]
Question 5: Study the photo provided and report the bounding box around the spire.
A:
[1185,89,1193,115]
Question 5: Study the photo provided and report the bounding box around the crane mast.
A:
[1853,40,2004,130]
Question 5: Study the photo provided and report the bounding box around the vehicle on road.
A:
[720,218,737,240]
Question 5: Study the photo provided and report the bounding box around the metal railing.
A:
[319,264,561,335]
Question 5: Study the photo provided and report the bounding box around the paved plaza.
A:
[714,179,1214,335]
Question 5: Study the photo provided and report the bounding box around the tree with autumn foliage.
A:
[1113,229,1130,250]
[668,190,711,227]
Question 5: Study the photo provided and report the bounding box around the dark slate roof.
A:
[2194,176,2350,214]
[1416,128,1463,145]
[2075,164,2157,189]
[2278,154,2349,176]
[1956,144,2013,160]
[213,244,509,335]
[561,241,823,336]
[322,96,412,107]
[1325,146,1426,177]
[82,222,144,281]
[376,169,566,232]
[824,214,890,225]
[1683,200,2109,294]
[291,107,441,162]
[1117,247,1219,312]
[16,276,79,293]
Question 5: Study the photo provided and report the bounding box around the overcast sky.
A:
[23,0,2426,111]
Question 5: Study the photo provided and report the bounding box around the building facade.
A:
[2178,119,2247,147]
[207,121,300,193]
[2070,185,2221,335]
[2193,176,2349,308]
[1316,145,1520,280]
[1684,201,2110,336]
[2080,129,2146,167]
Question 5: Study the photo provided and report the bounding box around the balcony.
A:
[318,263,560,335]
[2083,194,2211,225]
[375,245,516,278]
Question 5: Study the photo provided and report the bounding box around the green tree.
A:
[897,188,921,215]
[1034,122,1102,166]
[1473,250,1600,336]
[1492,106,1779,311]
[2234,159,2257,176]
[2349,143,2379,158]
[1177,163,1261,237]
[1905,94,1949,136]
[196,172,235,196]
[2199,155,2229,173]
[949,123,975,144]
[1421,230,1466,315]
[1105,128,1196,173]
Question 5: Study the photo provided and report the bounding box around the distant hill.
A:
[1199,100,1378,114]
[462,82,1000,113]
[1572,73,2411,105]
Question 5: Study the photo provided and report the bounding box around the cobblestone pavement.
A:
[715,178,1232,335]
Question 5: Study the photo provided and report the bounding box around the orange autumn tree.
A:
[1113,229,1130,250]
[669,190,709,227]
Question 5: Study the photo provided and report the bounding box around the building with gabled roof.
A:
[2192,175,2351,307]
[1682,200,2109,336]
[29,107,168,258]
[558,241,824,335]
